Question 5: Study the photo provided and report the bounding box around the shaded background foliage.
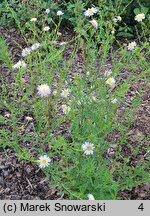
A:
[0,0,149,38]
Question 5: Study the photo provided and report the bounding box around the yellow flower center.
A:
[41,86,48,93]
[88,9,94,14]
[137,14,143,19]
[86,146,92,151]
[63,90,68,95]
[41,159,47,164]
[63,106,68,111]
[129,43,134,48]
[107,78,113,83]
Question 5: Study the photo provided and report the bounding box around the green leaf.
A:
[0,115,5,123]
[132,97,141,107]
[116,32,134,38]
[141,7,149,14]
[134,8,140,15]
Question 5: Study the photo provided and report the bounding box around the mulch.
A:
[0,149,61,200]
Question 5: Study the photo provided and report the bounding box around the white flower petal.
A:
[88,194,95,200]
[57,10,64,16]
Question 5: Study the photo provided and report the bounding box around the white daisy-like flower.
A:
[82,142,95,155]
[117,16,122,21]
[84,7,98,17]
[127,41,137,50]
[13,62,20,69]
[89,19,98,29]
[112,17,118,23]
[111,29,115,34]
[43,26,50,32]
[106,77,116,86]
[51,41,58,45]
[62,104,70,114]
[31,42,40,51]
[45,8,50,14]
[38,155,51,169]
[20,61,26,68]
[4,113,10,118]
[25,116,33,121]
[30,18,37,22]
[22,48,31,57]
[104,69,112,77]
[57,32,62,36]
[87,194,95,200]
[37,84,51,97]
[57,10,64,16]
[59,42,67,46]
[60,88,70,98]
[13,60,26,69]
[53,90,57,95]
[135,13,145,22]
[132,41,137,46]
[91,95,97,101]
[113,16,122,22]
[111,98,118,104]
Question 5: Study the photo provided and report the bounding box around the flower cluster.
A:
[111,12,146,37]
[84,7,98,30]
[38,140,95,169]
[13,60,26,69]
[84,7,98,17]
[59,86,71,114]
[21,41,40,58]
[28,7,147,201]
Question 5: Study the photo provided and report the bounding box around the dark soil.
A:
[0,26,149,200]
[0,149,61,200]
